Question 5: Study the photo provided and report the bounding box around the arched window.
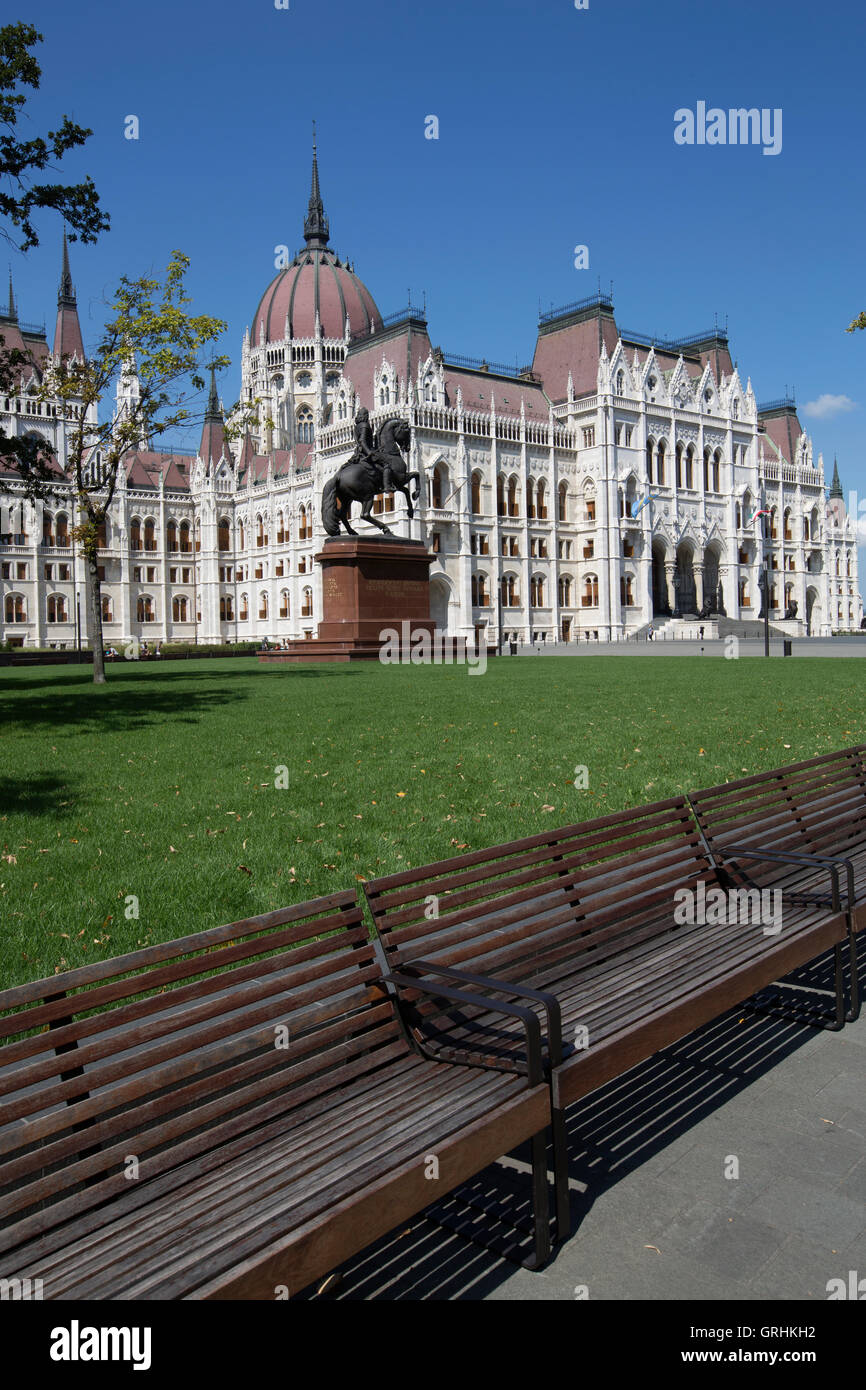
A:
[298,505,312,541]
[423,372,437,404]
[685,445,694,489]
[137,594,155,623]
[703,448,711,491]
[620,574,635,606]
[711,449,721,492]
[530,574,545,607]
[301,586,313,618]
[675,443,684,488]
[166,519,178,552]
[101,594,113,623]
[276,510,285,544]
[507,477,519,518]
[558,575,572,606]
[738,577,750,608]
[218,517,230,552]
[143,517,156,551]
[279,589,290,619]
[179,520,191,553]
[582,575,599,608]
[500,574,518,607]
[258,591,268,620]
[783,508,792,542]
[379,375,390,409]
[296,405,314,443]
[96,516,108,548]
[537,480,547,520]
[172,595,189,622]
[55,513,69,546]
[558,481,568,522]
[238,521,246,550]
[42,513,54,547]
[471,471,482,515]
[220,595,234,621]
[5,593,26,623]
[130,516,142,551]
[646,439,654,484]
[616,369,625,394]
[656,440,666,487]
[239,593,249,621]
[526,478,536,519]
[497,475,506,518]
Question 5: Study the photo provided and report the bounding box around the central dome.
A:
[251,141,382,345]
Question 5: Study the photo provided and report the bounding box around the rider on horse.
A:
[350,408,396,495]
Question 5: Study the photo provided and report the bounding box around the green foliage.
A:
[846,311,866,333]
[0,21,109,252]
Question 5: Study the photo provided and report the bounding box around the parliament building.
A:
[1,150,861,649]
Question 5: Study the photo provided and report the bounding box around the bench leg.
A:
[749,942,846,1032]
[524,1129,553,1270]
[845,928,860,1024]
[551,1107,572,1243]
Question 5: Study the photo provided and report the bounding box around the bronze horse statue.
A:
[321,417,419,537]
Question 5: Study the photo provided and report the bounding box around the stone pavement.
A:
[302,947,865,1301]
[507,637,866,658]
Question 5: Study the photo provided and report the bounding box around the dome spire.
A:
[303,121,330,248]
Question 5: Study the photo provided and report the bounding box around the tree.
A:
[36,251,229,683]
[0,21,109,470]
[846,312,866,333]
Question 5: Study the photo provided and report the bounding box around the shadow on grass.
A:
[0,771,77,817]
[0,679,249,735]
[0,662,349,697]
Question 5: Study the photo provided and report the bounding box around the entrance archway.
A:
[430,576,451,631]
[651,542,670,616]
[806,586,821,636]
[674,544,696,616]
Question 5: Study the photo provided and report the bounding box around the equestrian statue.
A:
[321,410,419,537]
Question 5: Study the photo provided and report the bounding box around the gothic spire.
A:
[53,230,85,361]
[303,122,330,249]
[205,362,220,420]
[58,227,75,306]
[830,457,843,499]
[6,270,15,321]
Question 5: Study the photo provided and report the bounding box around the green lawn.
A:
[1,653,864,990]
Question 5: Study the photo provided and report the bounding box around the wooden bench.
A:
[363,794,851,1142]
[689,745,866,1023]
[0,890,558,1299]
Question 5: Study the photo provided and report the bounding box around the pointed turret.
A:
[53,230,85,362]
[830,458,843,499]
[7,272,16,321]
[199,364,230,466]
[303,123,330,249]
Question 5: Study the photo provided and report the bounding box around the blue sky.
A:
[9,0,866,516]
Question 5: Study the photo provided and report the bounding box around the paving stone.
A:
[746,1234,854,1300]
[744,1176,866,1250]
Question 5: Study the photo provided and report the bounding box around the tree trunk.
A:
[85,541,106,684]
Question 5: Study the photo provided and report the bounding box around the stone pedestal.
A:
[260,536,437,663]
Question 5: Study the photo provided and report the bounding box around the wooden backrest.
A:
[0,891,402,1256]
[364,797,714,991]
[690,745,866,886]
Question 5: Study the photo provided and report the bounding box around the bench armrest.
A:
[715,843,855,914]
[403,959,564,1068]
[381,970,545,1087]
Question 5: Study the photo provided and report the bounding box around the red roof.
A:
[252,250,381,343]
